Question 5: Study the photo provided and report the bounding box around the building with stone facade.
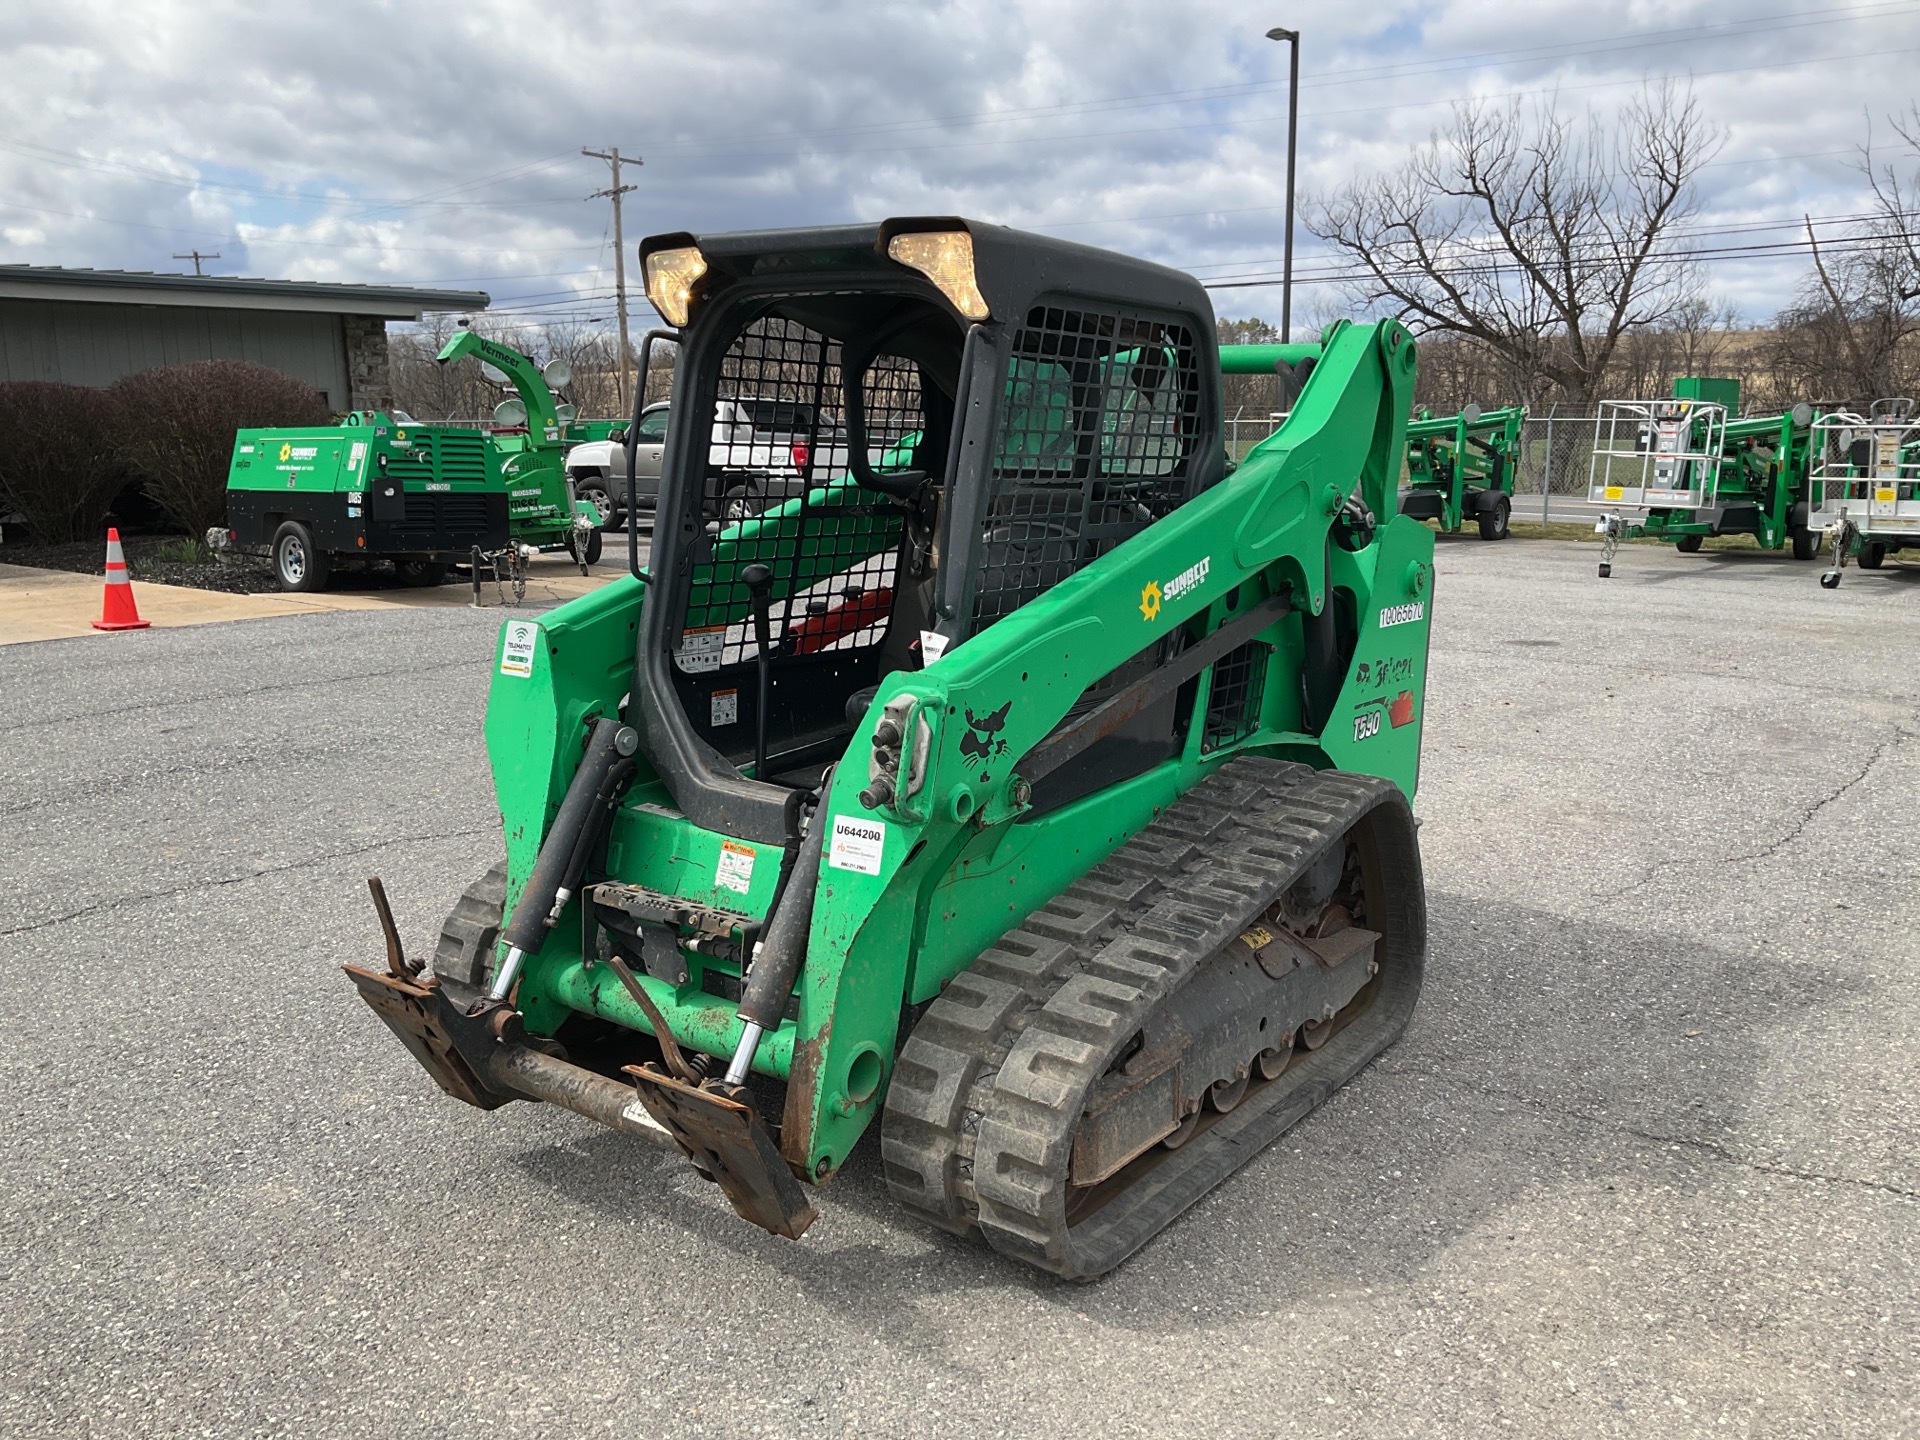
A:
[0,266,489,412]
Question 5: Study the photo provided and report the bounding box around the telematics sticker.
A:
[710,688,739,726]
[500,620,540,677]
[715,839,756,895]
[827,815,886,876]
[675,626,726,674]
[1378,602,1425,628]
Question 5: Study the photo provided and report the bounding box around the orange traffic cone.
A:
[92,527,150,631]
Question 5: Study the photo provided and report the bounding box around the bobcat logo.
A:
[960,701,1011,766]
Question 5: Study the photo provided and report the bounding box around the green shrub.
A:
[112,361,327,535]
[0,381,127,544]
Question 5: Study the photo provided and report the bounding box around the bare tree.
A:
[1310,83,1722,406]
[112,362,327,535]
[1769,113,1920,407]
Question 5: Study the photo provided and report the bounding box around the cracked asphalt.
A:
[3,539,1916,1439]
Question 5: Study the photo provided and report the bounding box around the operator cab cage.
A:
[632,217,1226,843]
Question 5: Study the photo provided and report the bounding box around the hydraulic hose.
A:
[724,773,833,1083]
[490,717,639,1000]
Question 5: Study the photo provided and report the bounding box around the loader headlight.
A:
[644,246,707,328]
[886,230,989,321]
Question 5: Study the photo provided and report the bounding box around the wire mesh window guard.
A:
[676,312,922,674]
[972,304,1205,635]
[1203,641,1269,749]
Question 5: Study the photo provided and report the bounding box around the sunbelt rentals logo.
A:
[1140,555,1211,621]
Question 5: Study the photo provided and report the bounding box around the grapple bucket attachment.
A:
[624,1064,819,1239]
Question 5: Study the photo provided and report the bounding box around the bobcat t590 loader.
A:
[347,218,1435,1279]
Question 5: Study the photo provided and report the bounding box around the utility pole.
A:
[172,250,220,276]
[1264,27,1300,343]
[583,146,641,411]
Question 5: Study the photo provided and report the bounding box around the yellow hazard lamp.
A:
[886,230,990,321]
[644,246,708,328]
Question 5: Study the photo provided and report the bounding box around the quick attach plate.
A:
[623,1063,819,1239]
[343,965,512,1111]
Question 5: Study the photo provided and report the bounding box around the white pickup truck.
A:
[565,398,843,529]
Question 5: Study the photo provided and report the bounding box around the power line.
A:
[170,249,218,275]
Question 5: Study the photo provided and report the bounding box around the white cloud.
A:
[0,0,1911,329]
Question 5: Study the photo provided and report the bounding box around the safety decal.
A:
[715,839,756,895]
[828,815,886,876]
[710,688,739,726]
[499,620,540,678]
[675,626,726,674]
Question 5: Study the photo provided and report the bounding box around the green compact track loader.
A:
[347,219,1434,1278]
[1399,404,1526,540]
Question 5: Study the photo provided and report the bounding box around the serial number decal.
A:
[1378,602,1425,629]
[827,815,886,876]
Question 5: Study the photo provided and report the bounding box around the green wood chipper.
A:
[1587,377,1820,577]
[346,219,1435,1278]
[222,331,603,592]
[1398,404,1526,540]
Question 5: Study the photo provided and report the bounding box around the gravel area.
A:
[1,538,1915,1438]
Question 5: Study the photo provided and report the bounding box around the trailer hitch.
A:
[1594,513,1627,578]
[1820,513,1856,590]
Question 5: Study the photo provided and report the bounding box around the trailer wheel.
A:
[396,559,448,587]
[271,521,330,592]
[1790,525,1821,561]
[1675,534,1704,554]
[568,528,604,567]
[575,477,615,526]
[1477,493,1511,541]
[1859,541,1887,570]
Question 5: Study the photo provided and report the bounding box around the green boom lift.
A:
[222,332,603,592]
[346,219,1435,1278]
[1812,398,1920,588]
[1588,377,1819,578]
[1398,404,1526,540]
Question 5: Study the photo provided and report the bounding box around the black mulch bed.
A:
[0,534,433,596]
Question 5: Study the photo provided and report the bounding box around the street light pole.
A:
[1265,26,1300,344]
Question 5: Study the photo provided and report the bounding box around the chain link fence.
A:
[1226,409,1610,522]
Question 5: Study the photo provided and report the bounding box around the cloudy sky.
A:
[2,0,1914,335]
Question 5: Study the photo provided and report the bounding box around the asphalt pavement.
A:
[3,537,1915,1438]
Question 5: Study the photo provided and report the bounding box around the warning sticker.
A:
[676,626,726,674]
[827,815,886,876]
[715,839,756,895]
[710,688,739,727]
[500,620,540,677]
[347,441,367,474]
[1603,485,1624,501]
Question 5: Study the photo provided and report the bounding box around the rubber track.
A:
[881,755,1425,1279]
[431,862,507,988]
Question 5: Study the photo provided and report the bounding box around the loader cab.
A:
[632,218,1222,843]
